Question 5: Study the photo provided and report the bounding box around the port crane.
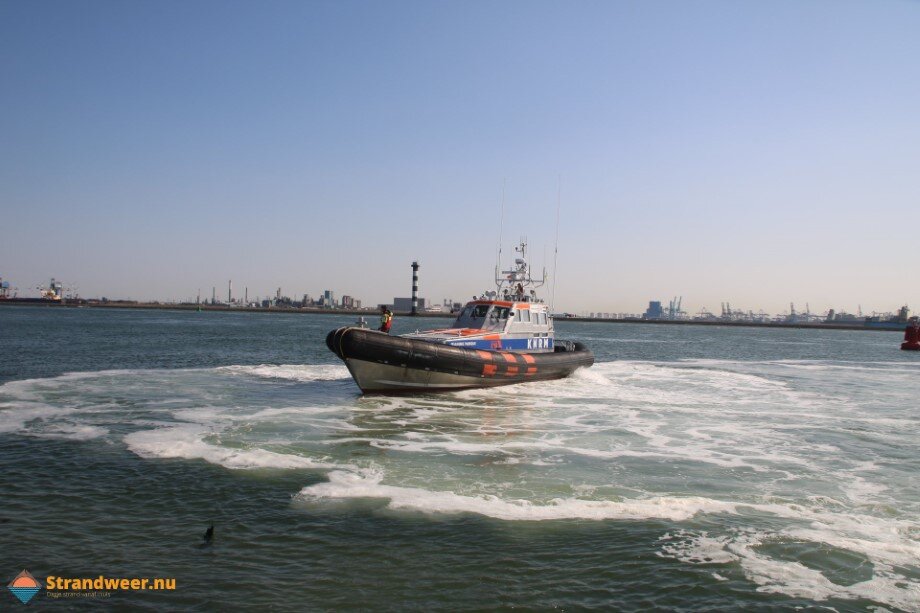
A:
[667,296,683,320]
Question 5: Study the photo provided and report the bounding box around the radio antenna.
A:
[495,179,506,286]
[551,176,561,312]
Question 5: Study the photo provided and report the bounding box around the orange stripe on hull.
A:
[482,364,498,376]
[506,366,519,376]
[476,350,494,361]
[521,354,536,364]
[500,353,518,363]
[525,366,537,375]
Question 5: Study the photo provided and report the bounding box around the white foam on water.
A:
[839,469,889,505]
[493,456,562,466]
[659,527,920,612]
[247,406,348,419]
[749,565,919,612]
[559,444,761,469]
[0,402,76,434]
[769,359,920,372]
[295,447,920,610]
[297,468,918,549]
[0,365,361,466]
[326,432,761,471]
[219,364,349,382]
[320,359,855,480]
[367,436,550,456]
[659,530,740,564]
[168,405,355,432]
[1,365,363,453]
[29,423,109,441]
[540,360,819,413]
[296,469,741,521]
[4,356,918,611]
[568,366,614,386]
[124,424,345,471]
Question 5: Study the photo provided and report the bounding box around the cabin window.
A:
[520,309,531,323]
[486,306,509,331]
[452,304,491,329]
[537,312,546,325]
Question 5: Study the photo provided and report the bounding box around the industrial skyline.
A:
[1,271,909,325]
[2,2,918,313]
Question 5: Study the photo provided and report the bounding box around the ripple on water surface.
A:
[1,356,918,610]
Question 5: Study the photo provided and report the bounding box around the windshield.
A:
[452,304,509,331]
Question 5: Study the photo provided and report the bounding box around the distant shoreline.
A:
[0,300,905,332]
[559,316,900,332]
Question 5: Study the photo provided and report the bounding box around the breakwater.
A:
[1,301,906,331]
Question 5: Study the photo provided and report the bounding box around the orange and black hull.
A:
[325,327,594,393]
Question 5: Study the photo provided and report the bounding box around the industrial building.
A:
[393,297,426,312]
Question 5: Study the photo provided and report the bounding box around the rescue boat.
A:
[326,241,594,393]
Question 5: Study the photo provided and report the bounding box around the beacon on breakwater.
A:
[411,261,419,316]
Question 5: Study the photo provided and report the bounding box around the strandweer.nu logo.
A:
[8,570,41,604]
[7,569,177,603]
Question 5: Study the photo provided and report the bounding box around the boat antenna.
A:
[550,175,561,311]
[495,179,506,290]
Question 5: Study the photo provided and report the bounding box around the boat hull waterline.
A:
[326,327,594,393]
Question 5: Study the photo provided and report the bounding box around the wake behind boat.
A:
[326,241,594,393]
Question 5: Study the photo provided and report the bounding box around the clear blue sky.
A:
[2,0,918,315]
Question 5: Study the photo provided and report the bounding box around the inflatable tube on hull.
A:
[326,327,594,393]
[902,342,920,351]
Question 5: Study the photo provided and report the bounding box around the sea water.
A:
[0,306,917,611]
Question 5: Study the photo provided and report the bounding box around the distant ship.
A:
[826,306,912,330]
[0,277,66,304]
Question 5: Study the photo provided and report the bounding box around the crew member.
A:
[379,306,393,334]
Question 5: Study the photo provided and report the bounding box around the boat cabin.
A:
[452,300,550,334]
[402,240,556,352]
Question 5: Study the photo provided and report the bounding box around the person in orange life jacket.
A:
[379,306,393,333]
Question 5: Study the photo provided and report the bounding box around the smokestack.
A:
[411,261,419,315]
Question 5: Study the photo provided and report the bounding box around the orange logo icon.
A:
[8,570,41,605]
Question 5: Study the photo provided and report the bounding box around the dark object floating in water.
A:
[902,321,920,351]
[199,523,214,548]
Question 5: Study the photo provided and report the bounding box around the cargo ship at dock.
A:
[0,277,78,305]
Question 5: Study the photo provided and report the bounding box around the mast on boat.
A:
[493,239,546,303]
